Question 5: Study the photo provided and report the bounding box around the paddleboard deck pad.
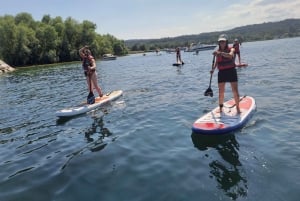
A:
[192,96,256,134]
[56,90,123,117]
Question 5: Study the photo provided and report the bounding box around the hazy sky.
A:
[1,0,299,40]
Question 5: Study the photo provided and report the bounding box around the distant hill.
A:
[125,18,300,51]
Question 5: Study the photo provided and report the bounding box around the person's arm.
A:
[220,48,235,59]
[79,46,88,58]
[89,58,96,71]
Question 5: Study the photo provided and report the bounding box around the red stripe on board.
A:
[193,122,225,130]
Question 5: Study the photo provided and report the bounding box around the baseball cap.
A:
[218,34,228,41]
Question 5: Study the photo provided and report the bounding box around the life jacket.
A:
[216,47,236,70]
[82,55,94,71]
[233,43,240,53]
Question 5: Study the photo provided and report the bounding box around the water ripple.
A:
[1,38,300,201]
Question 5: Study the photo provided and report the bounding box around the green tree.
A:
[139,44,147,51]
[36,24,58,63]
[14,24,37,65]
[63,17,81,61]
[0,12,129,66]
[113,41,127,55]
[80,20,97,46]
[14,12,36,29]
[0,15,17,65]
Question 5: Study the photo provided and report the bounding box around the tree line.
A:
[0,12,128,67]
[126,18,300,51]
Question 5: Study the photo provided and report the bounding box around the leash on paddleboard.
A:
[204,55,215,97]
[223,95,247,109]
[105,91,113,96]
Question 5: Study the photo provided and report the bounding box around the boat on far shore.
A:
[185,42,217,52]
[102,54,117,60]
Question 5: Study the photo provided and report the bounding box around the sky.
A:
[1,0,300,40]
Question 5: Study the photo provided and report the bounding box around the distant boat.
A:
[102,54,117,60]
[164,48,176,53]
[185,42,217,52]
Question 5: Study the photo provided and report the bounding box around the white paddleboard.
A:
[56,90,123,117]
[192,96,256,134]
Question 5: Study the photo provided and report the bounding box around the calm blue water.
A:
[1,37,300,201]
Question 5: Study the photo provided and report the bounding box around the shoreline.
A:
[0,60,15,74]
[19,61,81,69]
[1,60,81,71]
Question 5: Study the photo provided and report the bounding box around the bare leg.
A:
[86,76,92,92]
[90,72,103,97]
[218,82,225,112]
[230,82,240,113]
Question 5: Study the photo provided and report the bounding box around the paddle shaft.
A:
[208,73,213,87]
[207,56,215,88]
[88,71,92,93]
[209,56,215,87]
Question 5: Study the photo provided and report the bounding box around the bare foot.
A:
[216,104,223,113]
[216,109,223,113]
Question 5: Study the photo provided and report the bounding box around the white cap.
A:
[218,34,228,41]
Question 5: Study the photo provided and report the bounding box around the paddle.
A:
[204,56,215,97]
[87,72,95,104]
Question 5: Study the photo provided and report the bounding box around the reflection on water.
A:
[85,111,115,152]
[1,38,300,201]
[175,65,183,75]
[191,133,248,200]
[60,108,115,170]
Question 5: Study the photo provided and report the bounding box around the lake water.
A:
[1,37,300,201]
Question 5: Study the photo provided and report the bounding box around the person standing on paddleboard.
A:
[79,46,103,97]
[232,38,241,65]
[176,47,183,64]
[210,34,241,114]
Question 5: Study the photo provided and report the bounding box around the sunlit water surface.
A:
[1,38,300,201]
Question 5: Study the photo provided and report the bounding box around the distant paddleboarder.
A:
[233,38,241,65]
[176,47,183,64]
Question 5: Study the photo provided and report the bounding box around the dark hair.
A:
[218,41,229,49]
[85,49,91,56]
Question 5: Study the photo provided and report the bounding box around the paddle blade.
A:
[87,92,95,104]
[204,88,213,97]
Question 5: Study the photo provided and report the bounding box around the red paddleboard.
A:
[192,96,256,134]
